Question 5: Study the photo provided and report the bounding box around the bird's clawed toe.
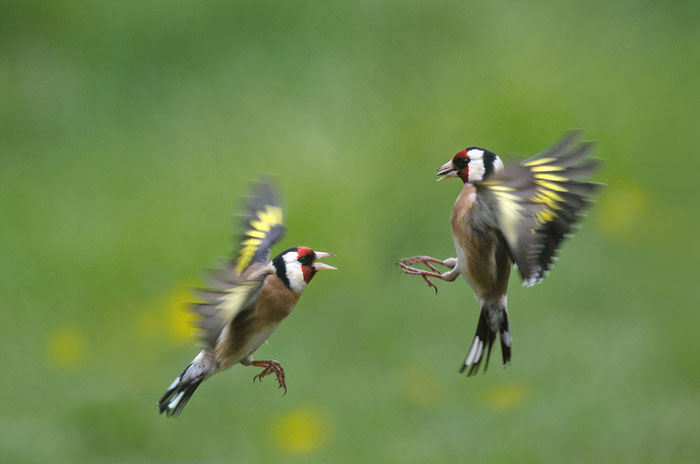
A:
[397,262,440,293]
[397,255,454,268]
[397,256,455,294]
[251,360,287,395]
[422,275,438,294]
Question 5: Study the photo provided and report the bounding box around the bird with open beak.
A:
[398,131,602,375]
[158,180,336,417]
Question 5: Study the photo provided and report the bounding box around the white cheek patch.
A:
[493,156,504,173]
[466,149,486,182]
[468,159,486,183]
[283,253,307,293]
[467,149,484,161]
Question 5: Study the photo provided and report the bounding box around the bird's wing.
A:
[475,131,603,286]
[231,180,286,276]
[190,265,270,348]
[189,180,285,348]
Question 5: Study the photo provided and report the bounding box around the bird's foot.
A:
[398,255,456,270]
[252,360,287,395]
[397,263,440,293]
[396,256,457,294]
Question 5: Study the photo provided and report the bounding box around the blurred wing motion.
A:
[233,180,285,276]
[476,131,603,286]
[191,180,286,348]
[191,277,266,348]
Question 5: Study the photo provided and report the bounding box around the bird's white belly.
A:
[244,324,280,357]
[452,235,474,288]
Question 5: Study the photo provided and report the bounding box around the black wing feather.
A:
[232,180,286,276]
[476,131,603,286]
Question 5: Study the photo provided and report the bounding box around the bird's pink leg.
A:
[251,360,287,395]
[397,256,457,294]
[398,255,452,269]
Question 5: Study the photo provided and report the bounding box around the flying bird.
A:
[158,181,336,417]
[398,131,602,375]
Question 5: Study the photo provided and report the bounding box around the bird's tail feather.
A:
[499,309,512,366]
[460,301,511,376]
[158,351,211,418]
[158,377,203,418]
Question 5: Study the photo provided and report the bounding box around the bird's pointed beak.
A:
[313,252,337,271]
[436,160,457,182]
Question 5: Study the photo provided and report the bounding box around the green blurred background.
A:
[2,1,699,462]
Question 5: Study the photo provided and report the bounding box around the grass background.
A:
[2,1,699,462]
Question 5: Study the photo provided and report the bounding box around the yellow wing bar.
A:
[234,205,283,275]
[530,164,571,227]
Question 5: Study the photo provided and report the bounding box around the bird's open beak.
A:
[436,160,457,182]
[313,252,337,271]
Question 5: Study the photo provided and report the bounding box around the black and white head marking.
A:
[272,246,323,293]
[465,147,504,183]
[272,247,306,293]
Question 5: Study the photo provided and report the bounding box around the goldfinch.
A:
[398,131,602,375]
[158,181,336,417]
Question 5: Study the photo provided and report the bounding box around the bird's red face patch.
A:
[297,247,313,258]
[296,247,316,283]
[452,150,470,183]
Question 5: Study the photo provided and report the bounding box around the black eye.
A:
[454,157,469,169]
[298,255,313,266]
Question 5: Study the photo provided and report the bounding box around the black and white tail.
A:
[158,351,213,418]
[459,299,511,376]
